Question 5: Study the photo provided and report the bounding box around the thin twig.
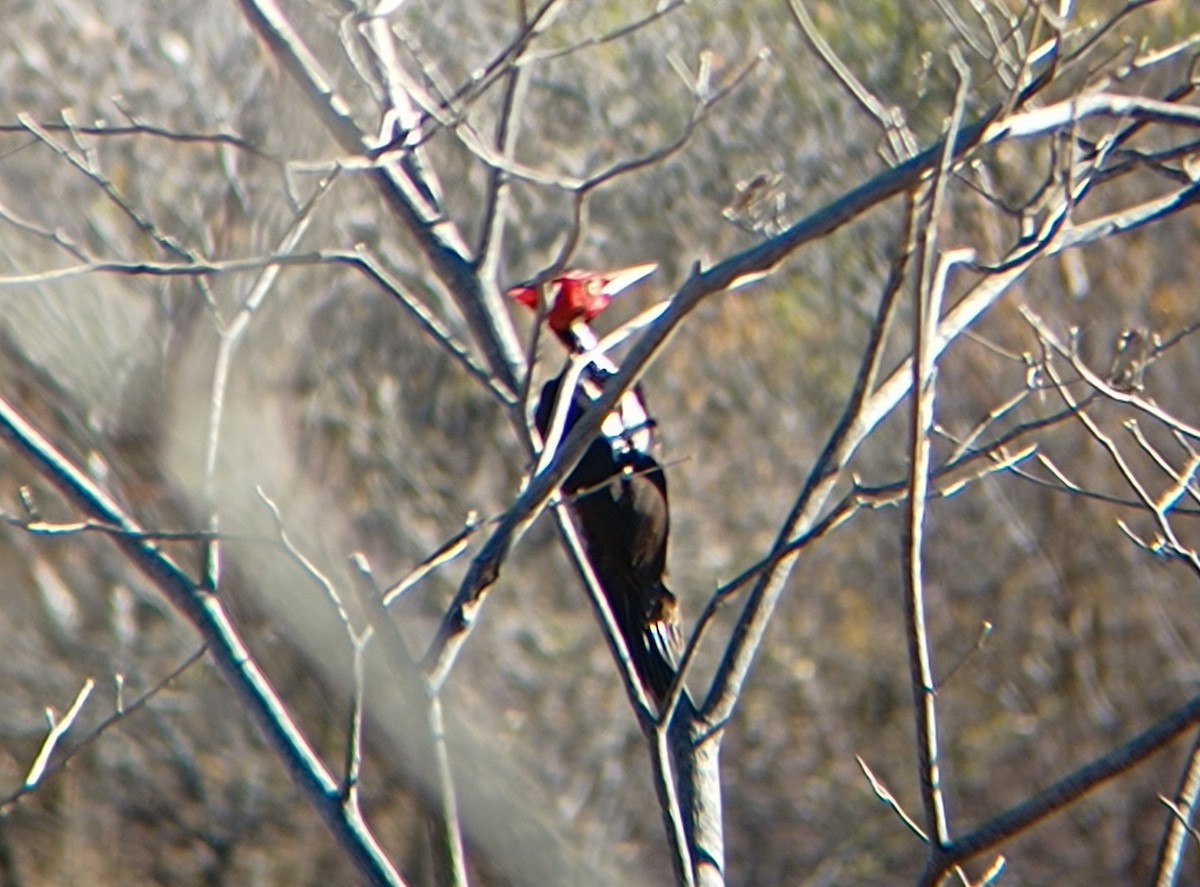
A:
[344,629,371,800]
[0,648,206,812]
[346,556,468,887]
[858,755,928,841]
[258,487,359,631]
[382,513,479,606]
[786,0,917,161]
[905,49,972,851]
[21,678,95,789]
[474,47,529,279]
[0,247,516,407]
[426,692,469,887]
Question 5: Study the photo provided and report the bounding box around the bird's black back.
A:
[532,368,680,705]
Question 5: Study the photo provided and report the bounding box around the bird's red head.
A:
[508,263,657,343]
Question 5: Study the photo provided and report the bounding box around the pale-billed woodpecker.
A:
[509,264,682,707]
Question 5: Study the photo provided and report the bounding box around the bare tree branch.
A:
[1154,729,1200,887]
[0,393,409,887]
[924,693,1200,881]
[233,0,525,390]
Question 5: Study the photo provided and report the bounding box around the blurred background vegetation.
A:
[2,0,1200,884]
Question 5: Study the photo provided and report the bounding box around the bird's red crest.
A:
[507,284,540,311]
[507,263,657,338]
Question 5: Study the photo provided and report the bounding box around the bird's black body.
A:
[535,368,681,706]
